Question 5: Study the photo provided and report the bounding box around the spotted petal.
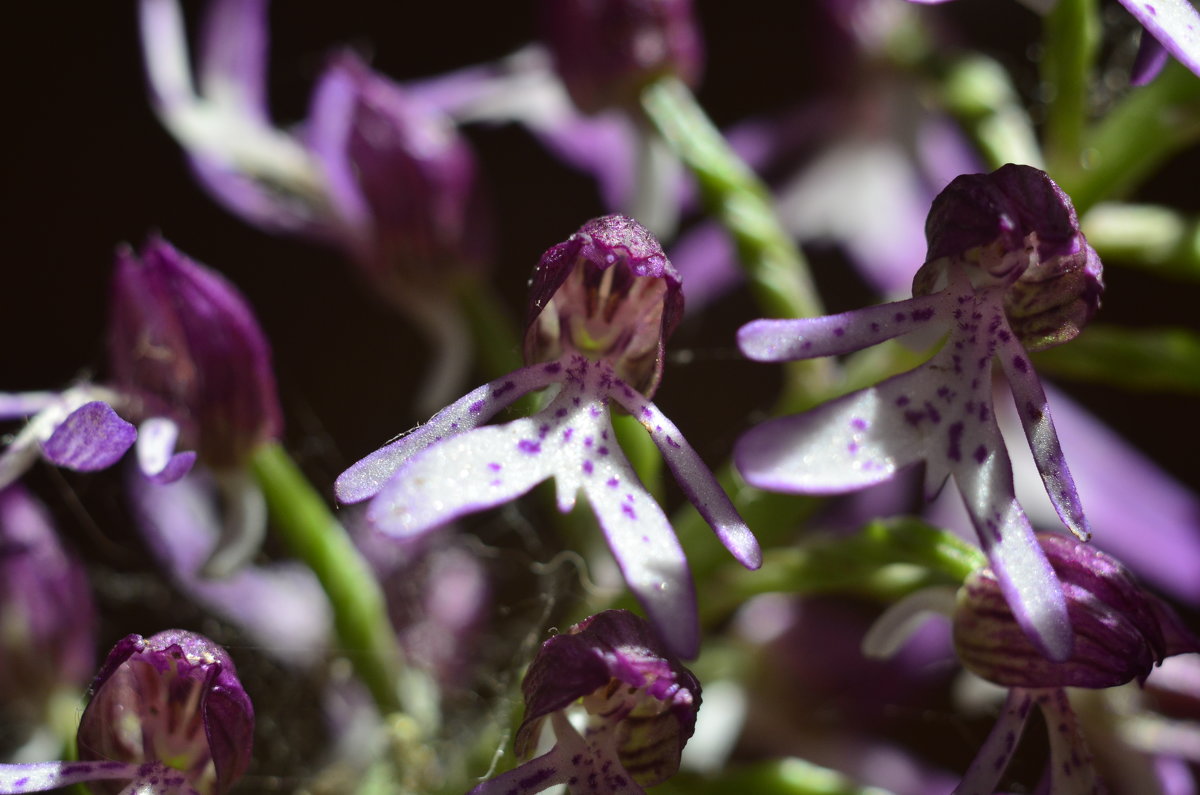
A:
[336,362,564,504]
[1116,0,1200,80]
[0,761,201,795]
[955,688,1036,795]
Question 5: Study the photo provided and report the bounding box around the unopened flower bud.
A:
[915,163,1103,351]
[524,214,683,397]
[953,534,1194,689]
[107,238,282,468]
[471,609,699,794]
[539,0,704,114]
[76,630,254,795]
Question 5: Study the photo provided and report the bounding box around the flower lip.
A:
[953,533,1195,690]
[78,629,254,795]
[524,214,684,396]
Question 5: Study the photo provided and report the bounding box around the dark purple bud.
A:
[915,164,1104,351]
[107,237,283,468]
[953,533,1198,689]
[306,52,493,295]
[77,630,254,795]
[539,0,704,114]
[0,485,95,718]
[515,609,700,788]
[524,215,684,397]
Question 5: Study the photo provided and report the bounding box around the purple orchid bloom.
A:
[139,0,493,410]
[1,237,282,576]
[735,164,1103,662]
[468,609,700,795]
[0,486,96,738]
[951,534,1198,795]
[0,630,254,795]
[337,215,760,659]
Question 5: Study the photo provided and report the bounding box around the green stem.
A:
[250,442,403,714]
[640,76,835,405]
[1041,0,1100,176]
[1060,62,1200,213]
[939,54,1045,170]
[640,77,825,323]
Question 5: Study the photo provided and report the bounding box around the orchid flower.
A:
[0,631,254,795]
[337,215,760,659]
[139,0,493,409]
[736,164,1103,661]
[1,237,282,576]
[468,609,701,795]
[950,533,1199,795]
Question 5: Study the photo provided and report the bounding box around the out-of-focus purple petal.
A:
[0,392,57,421]
[956,687,1036,795]
[667,222,741,315]
[1117,0,1200,80]
[135,417,196,484]
[197,0,270,123]
[608,384,759,570]
[41,401,136,472]
[409,46,642,215]
[1134,30,1173,85]
[127,468,332,667]
[335,362,563,504]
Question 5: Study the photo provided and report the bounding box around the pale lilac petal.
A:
[135,417,196,484]
[737,293,944,362]
[997,341,1090,541]
[197,0,270,122]
[304,57,373,246]
[735,382,922,495]
[954,439,1072,662]
[409,46,639,213]
[607,381,760,569]
[0,761,200,794]
[668,222,741,315]
[139,0,198,117]
[955,688,1036,795]
[336,362,562,504]
[0,392,57,421]
[368,416,558,538]
[1117,0,1200,79]
[581,447,698,659]
[186,152,330,237]
[41,401,136,472]
[1133,34,1172,85]
[1035,689,1099,795]
[127,467,332,667]
[467,746,572,795]
[199,469,268,578]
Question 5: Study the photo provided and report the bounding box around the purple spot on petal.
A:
[894,395,910,407]
[493,381,516,398]
[666,436,681,448]
[642,407,652,419]
[555,408,568,418]
[833,326,845,337]
[904,410,924,427]
[597,446,609,456]
[563,428,574,442]
[517,440,541,454]
[979,404,990,422]
[622,503,637,519]
[469,398,486,412]
[848,441,859,454]
[543,362,562,374]
[607,477,619,488]
[488,462,502,471]
[974,444,988,464]
[850,417,868,430]
[947,422,964,462]
[1144,2,1156,14]
[584,436,594,447]
[911,307,935,322]
[1012,356,1028,373]
[894,312,906,322]
[583,460,594,475]
[802,340,813,350]
[870,322,880,332]
[1026,402,1043,422]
